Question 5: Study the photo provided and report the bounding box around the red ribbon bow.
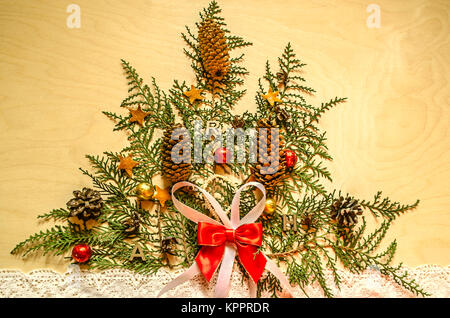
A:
[196,222,267,283]
[157,181,294,298]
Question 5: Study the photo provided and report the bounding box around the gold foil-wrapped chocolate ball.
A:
[264,198,277,216]
[135,182,154,201]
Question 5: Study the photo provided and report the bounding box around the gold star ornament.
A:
[262,87,283,106]
[129,105,150,127]
[117,155,139,177]
[153,185,171,207]
[183,85,204,104]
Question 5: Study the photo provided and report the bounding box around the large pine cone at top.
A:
[198,18,230,92]
[66,187,103,221]
[251,119,287,194]
[161,124,192,184]
[330,196,363,228]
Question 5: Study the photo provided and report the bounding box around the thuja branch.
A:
[360,191,420,220]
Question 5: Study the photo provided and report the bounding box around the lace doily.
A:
[0,265,448,298]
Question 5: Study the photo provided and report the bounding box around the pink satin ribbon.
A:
[157,181,294,298]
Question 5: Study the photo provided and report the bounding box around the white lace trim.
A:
[0,265,448,298]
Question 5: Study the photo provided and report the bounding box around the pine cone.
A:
[273,106,290,123]
[66,187,103,221]
[330,196,363,228]
[123,214,140,235]
[276,70,288,89]
[300,214,317,233]
[250,119,287,194]
[231,115,245,129]
[161,124,192,183]
[198,18,230,93]
[161,237,177,256]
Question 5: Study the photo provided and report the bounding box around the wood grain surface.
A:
[0,0,449,273]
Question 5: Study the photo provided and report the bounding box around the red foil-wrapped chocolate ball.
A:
[214,147,231,164]
[72,244,92,263]
[284,149,298,168]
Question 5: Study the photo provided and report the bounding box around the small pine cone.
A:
[250,119,287,194]
[231,115,245,129]
[122,214,140,235]
[276,70,288,88]
[161,124,192,184]
[274,106,290,124]
[161,237,177,256]
[198,18,230,93]
[330,196,363,229]
[300,214,318,233]
[66,187,103,221]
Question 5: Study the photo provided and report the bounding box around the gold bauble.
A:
[135,182,154,201]
[264,198,277,216]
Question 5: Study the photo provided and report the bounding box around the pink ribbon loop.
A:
[157,181,294,298]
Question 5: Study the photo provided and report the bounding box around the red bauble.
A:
[215,147,231,164]
[284,149,298,168]
[72,244,92,263]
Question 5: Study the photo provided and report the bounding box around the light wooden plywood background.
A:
[0,0,449,273]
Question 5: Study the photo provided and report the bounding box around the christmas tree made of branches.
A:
[11,2,428,297]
